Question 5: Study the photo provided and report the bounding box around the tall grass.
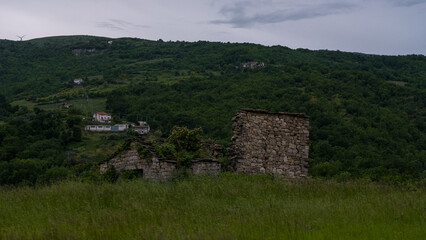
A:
[1,174,425,239]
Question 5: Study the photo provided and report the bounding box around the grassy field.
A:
[67,98,107,117]
[0,175,425,240]
[10,98,107,117]
[66,131,128,163]
[10,99,37,109]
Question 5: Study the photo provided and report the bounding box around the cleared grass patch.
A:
[10,98,107,117]
[67,98,107,117]
[0,175,425,239]
[10,99,36,109]
[66,131,128,165]
[387,80,408,86]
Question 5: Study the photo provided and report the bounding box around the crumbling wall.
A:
[229,108,309,178]
[191,159,222,176]
[100,140,222,181]
[99,142,177,181]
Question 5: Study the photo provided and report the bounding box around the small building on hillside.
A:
[111,124,129,131]
[93,112,112,123]
[242,61,265,69]
[85,125,112,131]
[85,124,129,132]
[73,78,84,84]
[61,103,72,108]
[132,121,150,135]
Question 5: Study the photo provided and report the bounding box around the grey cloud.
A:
[211,1,357,27]
[97,22,124,31]
[97,19,149,31]
[389,0,426,7]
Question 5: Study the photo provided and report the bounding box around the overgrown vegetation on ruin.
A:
[1,174,425,239]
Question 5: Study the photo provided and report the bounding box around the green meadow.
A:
[1,174,425,240]
[10,98,107,116]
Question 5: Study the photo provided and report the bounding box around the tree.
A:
[167,126,202,152]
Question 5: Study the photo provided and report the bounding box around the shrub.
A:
[102,165,119,183]
[37,166,69,184]
[120,169,142,180]
[155,143,176,158]
[167,126,202,152]
[137,145,153,160]
[175,151,195,167]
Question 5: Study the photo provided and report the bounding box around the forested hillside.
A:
[0,36,425,184]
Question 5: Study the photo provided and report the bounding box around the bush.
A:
[37,166,69,184]
[175,151,195,167]
[137,145,153,159]
[155,143,176,158]
[102,165,119,183]
[167,126,202,152]
[120,169,142,180]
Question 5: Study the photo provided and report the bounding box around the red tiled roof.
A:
[96,112,111,116]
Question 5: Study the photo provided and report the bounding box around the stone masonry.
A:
[190,159,222,176]
[100,139,221,181]
[229,108,310,178]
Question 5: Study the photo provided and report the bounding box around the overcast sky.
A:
[1,0,425,55]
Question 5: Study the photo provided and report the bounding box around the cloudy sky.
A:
[1,0,425,55]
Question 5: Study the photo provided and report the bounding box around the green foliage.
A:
[167,126,202,152]
[1,159,43,186]
[1,36,425,182]
[120,169,142,180]
[137,145,153,160]
[37,166,69,185]
[154,143,176,159]
[217,156,231,168]
[174,151,195,167]
[0,103,86,185]
[102,165,119,183]
[164,126,203,167]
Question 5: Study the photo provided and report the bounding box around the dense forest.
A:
[0,36,425,185]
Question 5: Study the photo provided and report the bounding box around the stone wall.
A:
[100,140,222,181]
[229,108,309,178]
[191,159,222,176]
[99,142,177,181]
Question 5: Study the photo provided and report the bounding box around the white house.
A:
[111,124,129,131]
[85,124,129,132]
[132,121,150,135]
[133,126,150,135]
[73,78,84,84]
[85,125,111,131]
[93,112,112,123]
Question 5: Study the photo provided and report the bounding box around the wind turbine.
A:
[16,35,26,41]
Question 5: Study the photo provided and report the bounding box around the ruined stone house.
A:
[100,108,310,181]
[229,108,310,178]
[99,138,222,182]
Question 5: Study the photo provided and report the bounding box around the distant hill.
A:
[0,35,425,181]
